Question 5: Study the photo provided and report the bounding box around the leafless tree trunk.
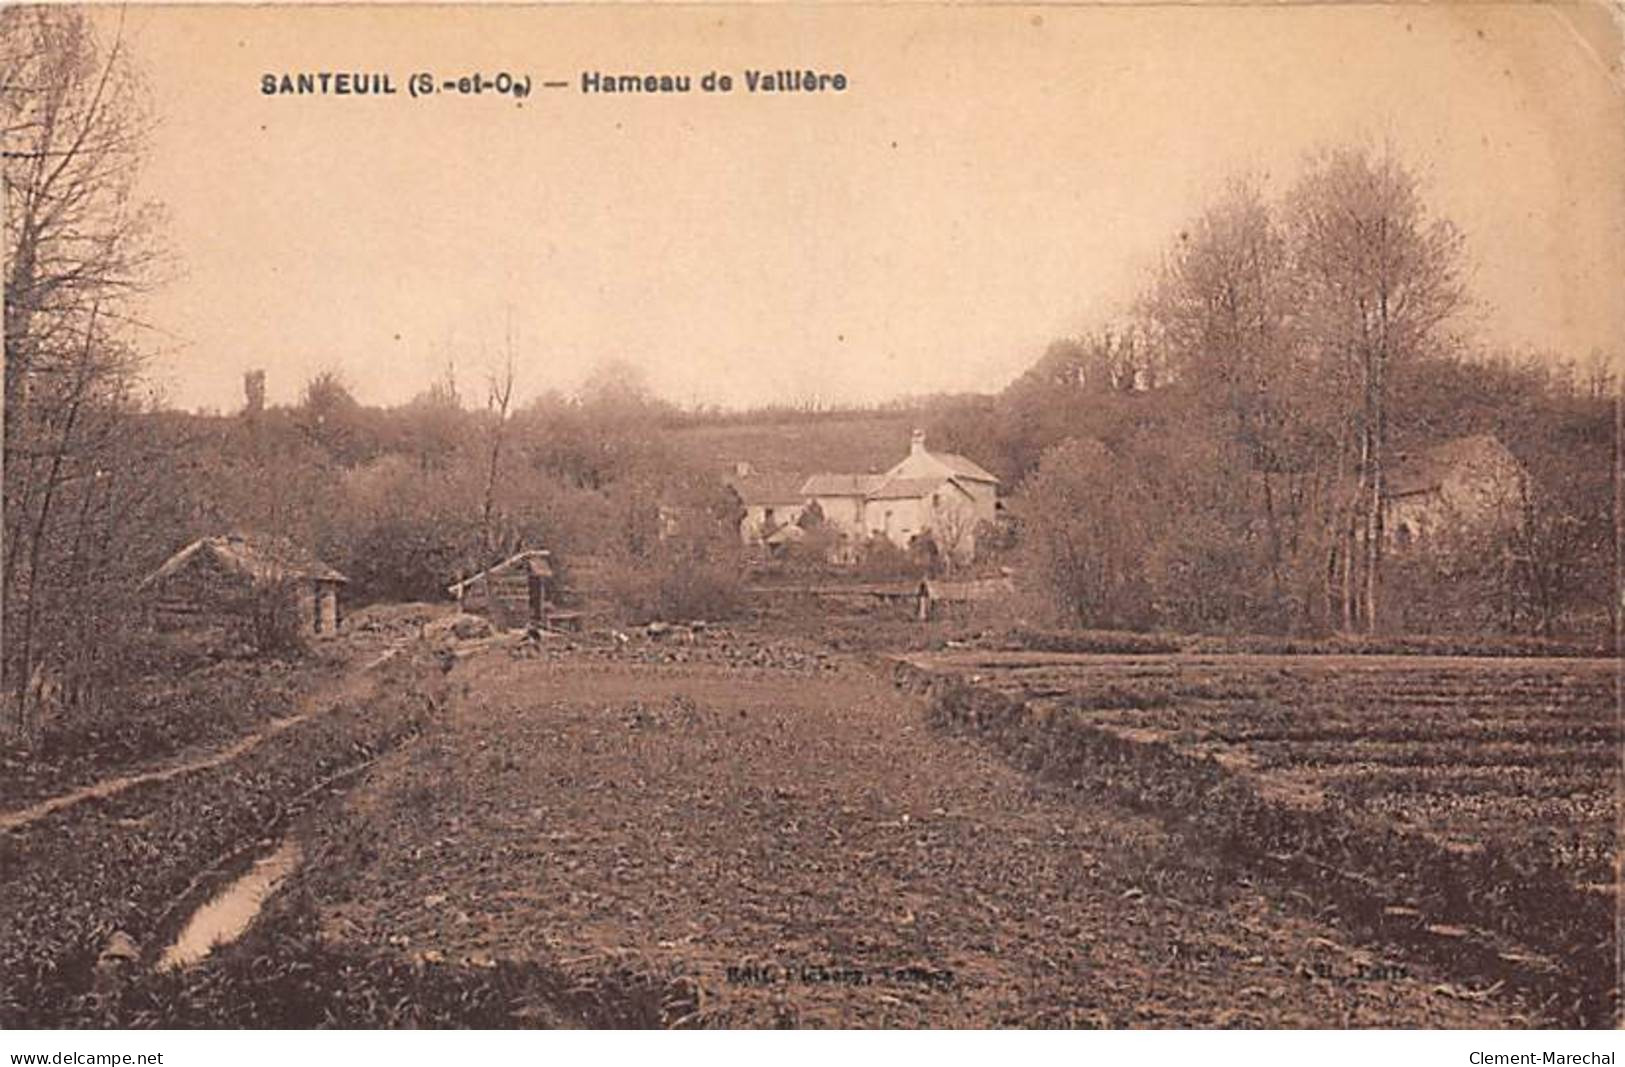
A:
[480,326,517,559]
[1290,147,1464,633]
[1614,389,1623,655]
[3,8,163,735]
[1141,178,1325,629]
[930,499,977,577]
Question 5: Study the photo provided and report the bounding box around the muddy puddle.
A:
[158,840,303,971]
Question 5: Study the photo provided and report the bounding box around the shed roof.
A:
[447,549,553,597]
[140,532,347,590]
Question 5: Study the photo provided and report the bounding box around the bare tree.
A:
[3,8,167,732]
[1289,147,1465,632]
[479,324,517,559]
[1582,348,1619,402]
[929,493,978,576]
[1143,179,1319,623]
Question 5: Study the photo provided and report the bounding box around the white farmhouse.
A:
[801,430,999,563]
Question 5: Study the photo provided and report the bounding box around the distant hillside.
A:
[664,413,921,476]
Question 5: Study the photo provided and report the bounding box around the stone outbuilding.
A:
[1385,434,1526,548]
[447,549,555,631]
[140,532,348,636]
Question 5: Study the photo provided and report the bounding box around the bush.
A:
[1014,438,1157,629]
[605,556,742,624]
[224,579,308,658]
[780,522,841,577]
[854,535,925,582]
[654,560,741,621]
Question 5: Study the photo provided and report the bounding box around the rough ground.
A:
[308,651,1534,1027]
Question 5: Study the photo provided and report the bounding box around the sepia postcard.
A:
[1,0,1621,1044]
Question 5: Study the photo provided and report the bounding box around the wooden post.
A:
[319,586,339,634]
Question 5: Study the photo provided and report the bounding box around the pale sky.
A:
[115,3,1625,412]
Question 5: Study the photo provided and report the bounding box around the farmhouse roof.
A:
[791,432,998,501]
[140,532,347,590]
[446,549,553,597]
[866,476,958,501]
[724,471,808,506]
[1387,433,1518,499]
[884,431,1000,485]
[927,451,999,484]
[802,473,887,497]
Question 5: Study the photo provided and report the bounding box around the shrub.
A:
[224,578,308,658]
[854,535,925,582]
[605,556,743,623]
[655,560,741,621]
[780,522,842,577]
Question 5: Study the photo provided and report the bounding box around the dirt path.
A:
[308,655,1535,1027]
[0,716,310,833]
[0,652,393,835]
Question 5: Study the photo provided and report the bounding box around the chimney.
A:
[244,369,266,415]
[910,428,926,455]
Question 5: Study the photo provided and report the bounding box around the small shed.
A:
[140,533,348,636]
[447,549,555,630]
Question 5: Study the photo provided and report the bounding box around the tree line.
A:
[927,162,1617,639]
[4,10,1614,738]
[0,11,739,733]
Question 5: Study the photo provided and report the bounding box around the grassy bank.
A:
[0,649,444,1028]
